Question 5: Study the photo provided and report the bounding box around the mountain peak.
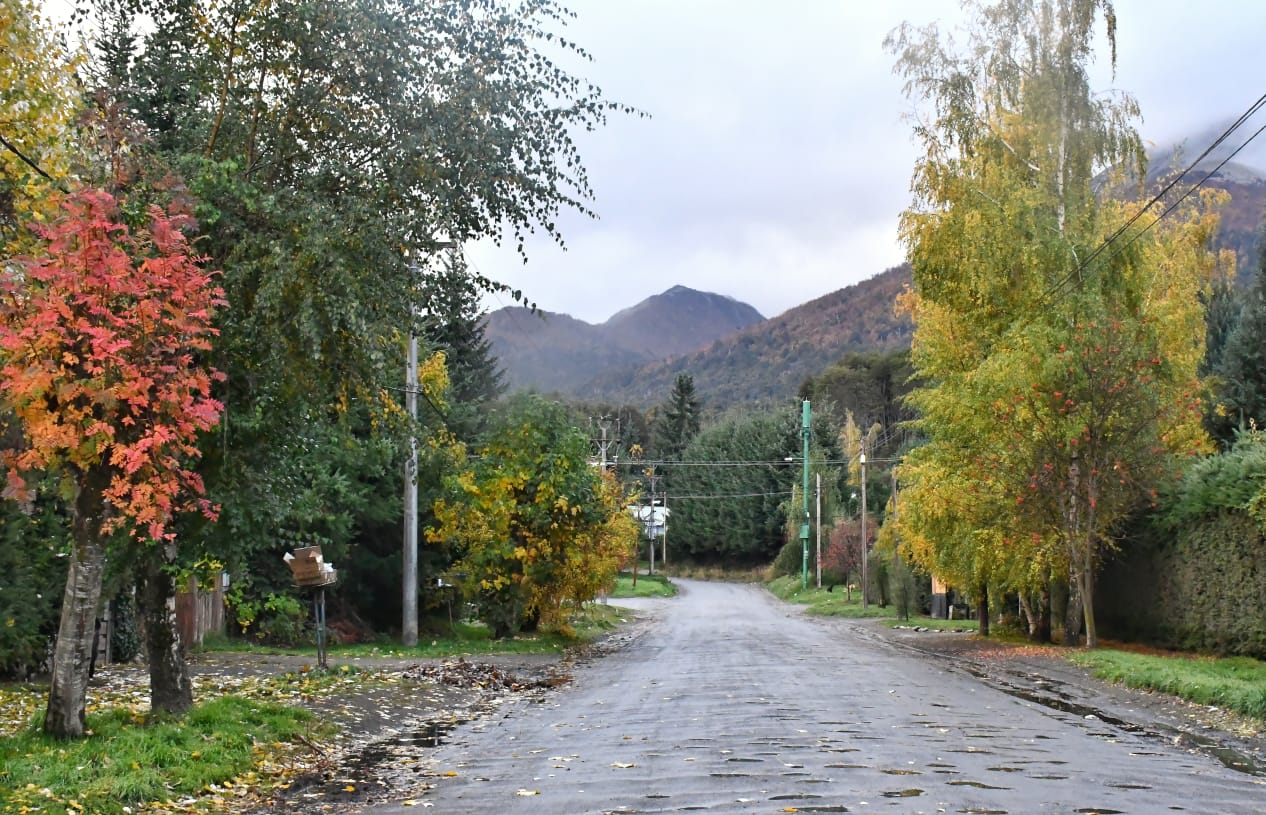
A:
[484,286,764,394]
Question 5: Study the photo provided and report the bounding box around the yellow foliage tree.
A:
[0,0,79,247]
[429,395,637,638]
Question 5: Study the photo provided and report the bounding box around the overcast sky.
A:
[467,0,1266,324]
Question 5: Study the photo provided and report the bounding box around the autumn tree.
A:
[83,0,635,629]
[887,0,1221,647]
[0,0,79,247]
[0,188,224,737]
[429,395,637,638]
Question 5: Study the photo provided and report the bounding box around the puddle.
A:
[881,788,923,798]
[948,780,1009,790]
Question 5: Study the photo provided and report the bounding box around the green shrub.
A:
[771,540,803,578]
[110,593,142,663]
[0,495,68,679]
[252,593,311,647]
[1099,511,1266,657]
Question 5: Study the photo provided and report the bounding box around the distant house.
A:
[628,504,670,539]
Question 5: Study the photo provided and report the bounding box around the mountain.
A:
[1133,148,1265,280]
[484,287,765,395]
[575,265,915,408]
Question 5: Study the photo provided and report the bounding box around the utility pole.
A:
[402,299,419,648]
[402,242,453,648]
[815,472,822,589]
[860,451,868,608]
[646,465,660,576]
[801,400,811,589]
[661,492,668,566]
[592,415,619,472]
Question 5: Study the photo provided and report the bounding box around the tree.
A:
[668,408,797,565]
[655,374,701,460]
[0,188,224,736]
[0,0,79,247]
[887,0,1220,647]
[1211,248,1266,443]
[429,395,637,637]
[93,0,635,633]
[420,254,506,440]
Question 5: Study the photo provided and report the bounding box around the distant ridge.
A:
[576,264,915,408]
[484,286,765,395]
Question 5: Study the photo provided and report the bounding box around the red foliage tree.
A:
[0,188,225,737]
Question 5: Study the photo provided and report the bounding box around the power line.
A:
[1043,91,1266,304]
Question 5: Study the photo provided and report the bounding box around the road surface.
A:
[367,580,1265,814]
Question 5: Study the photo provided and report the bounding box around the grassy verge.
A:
[0,694,326,815]
[1,604,630,814]
[1069,649,1266,720]
[201,607,630,661]
[610,573,676,598]
[766,575,897,618]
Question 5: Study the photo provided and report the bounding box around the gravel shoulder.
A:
[843,616,1266,777]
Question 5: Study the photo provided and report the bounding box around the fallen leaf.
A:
[516,789,539,796]
[610,762,636,769]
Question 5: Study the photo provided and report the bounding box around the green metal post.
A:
[801,400,811,589]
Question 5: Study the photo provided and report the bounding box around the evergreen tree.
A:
[656,374,701,459]
[1212,249,1266,442]
[421,254,506,439]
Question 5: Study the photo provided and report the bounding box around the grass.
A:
[0,604,629,815]
[0,695,326,815]
[610,573,676,598]
[1069,649,1266,720]
[766,575,898,618]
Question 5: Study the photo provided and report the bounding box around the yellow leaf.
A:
[344,785,356,792]
[444,771,458,777]
[515,789,539,796]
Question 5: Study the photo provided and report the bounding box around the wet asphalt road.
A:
[367,580,1266,814]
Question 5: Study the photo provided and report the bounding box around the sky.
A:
[466,0,1266,324]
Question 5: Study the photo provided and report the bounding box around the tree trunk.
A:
[1036,580,1052,644]
[1081,539,1098,648]
[44,466,110,739]
[1063,569,1084,646]
[138,541,193,716]
[976,583,989,637]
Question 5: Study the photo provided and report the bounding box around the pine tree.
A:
[1212,249,1266,442]
[655,374,701,460]
[420,255,506,439]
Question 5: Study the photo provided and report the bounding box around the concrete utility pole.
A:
[801,400,811,589]
[592,415,619,472]
[860,451,868,608]
[402,242,453,648]
[402,306,420,647]
[815,472,822,589]
[646,466,661,576]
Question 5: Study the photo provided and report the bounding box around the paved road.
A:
[368,580,1266,814]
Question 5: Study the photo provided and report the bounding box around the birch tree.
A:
[888,0,1223,646]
